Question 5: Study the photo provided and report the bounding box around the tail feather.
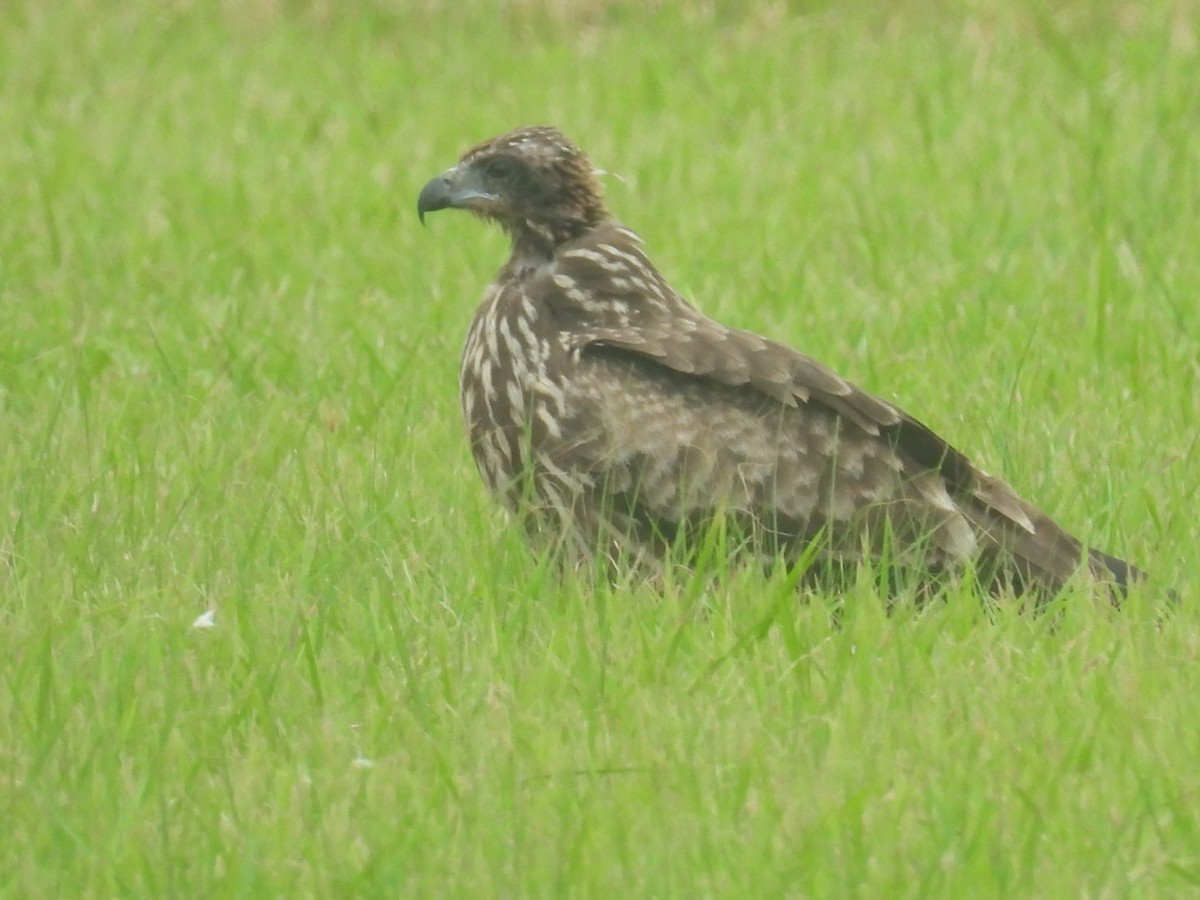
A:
[1089,548,1139,592]
[1087,547,1180,606]
[977,505,1172,604]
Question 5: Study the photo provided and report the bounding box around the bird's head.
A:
[418,126,610,259]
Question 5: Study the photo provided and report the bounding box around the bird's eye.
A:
[483,157,517,180]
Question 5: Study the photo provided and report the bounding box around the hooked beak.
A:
[417,174,453,224]
[417,166,497,224]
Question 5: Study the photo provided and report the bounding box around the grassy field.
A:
[3,0,1199,895]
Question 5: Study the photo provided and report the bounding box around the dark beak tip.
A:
[417,175,453,224]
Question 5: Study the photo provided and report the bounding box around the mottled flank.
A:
[419,125,1152,597]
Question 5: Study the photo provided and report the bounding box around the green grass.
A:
[3,0,1199,895]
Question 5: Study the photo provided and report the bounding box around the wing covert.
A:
[531,227,1042,540]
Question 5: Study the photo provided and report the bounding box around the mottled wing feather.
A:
[527,225,1117,589]
[551,346,985,567]
[542,228,1044,513]
[544,230,895,427]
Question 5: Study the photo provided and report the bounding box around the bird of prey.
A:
[418,125,1150,598]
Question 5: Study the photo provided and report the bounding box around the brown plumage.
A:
[418,125,1150,597]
